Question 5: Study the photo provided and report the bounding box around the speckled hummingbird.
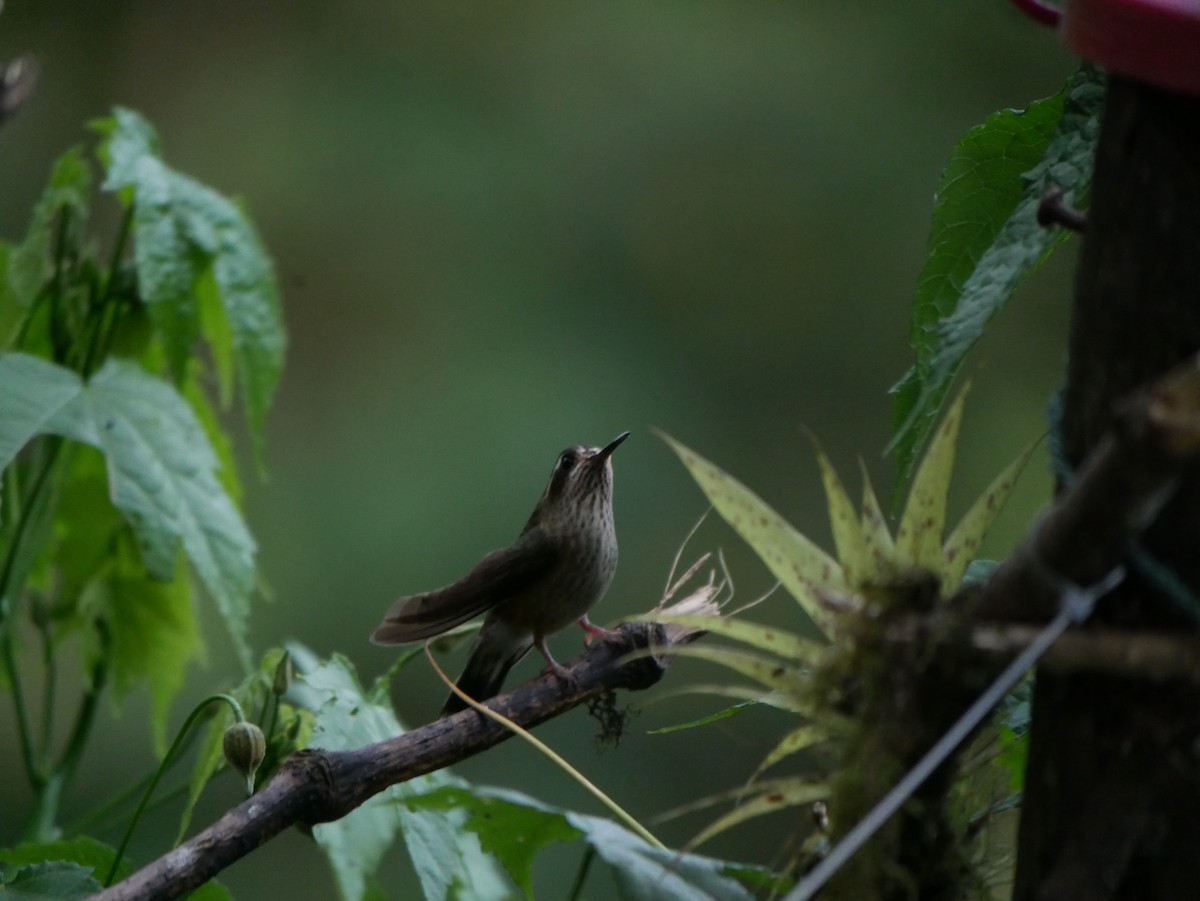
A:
[371,432,629,715]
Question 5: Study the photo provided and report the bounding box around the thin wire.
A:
[785,566,1124,901]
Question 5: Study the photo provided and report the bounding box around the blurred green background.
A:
[0,2,1079,897]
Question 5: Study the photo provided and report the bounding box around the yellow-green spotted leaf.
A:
[652,614,825,666]
[941,439,1037,596]
[750,723,828,784]
[662,645,808,696]
[809,437,871,588]
[895,385,968,571]
[663,434,841,636]
[687,777,829,849]
[858,460,896,582]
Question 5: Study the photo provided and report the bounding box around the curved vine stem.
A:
[104,694,246,887]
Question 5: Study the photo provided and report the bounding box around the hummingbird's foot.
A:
[578,615,622,646]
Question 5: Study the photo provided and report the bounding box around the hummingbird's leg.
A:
[534,637,573,682]
[578,615,622,645]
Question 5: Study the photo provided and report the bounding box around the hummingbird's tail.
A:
[441,620,532,716]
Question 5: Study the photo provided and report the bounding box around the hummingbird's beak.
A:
[593,431,630,465]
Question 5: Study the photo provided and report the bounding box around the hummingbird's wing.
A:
[370,527,559,645]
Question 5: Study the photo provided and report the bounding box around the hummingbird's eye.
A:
[557,451,577,471]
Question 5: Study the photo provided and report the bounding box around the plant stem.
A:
[22,637,110,841]
[0,439,66,794]
[105,694,244,886]
[1,636,43,790]
[566,846,595,901]
[38,613,56,758]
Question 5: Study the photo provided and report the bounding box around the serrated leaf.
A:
[57,360,254,663]
[858,459,896,582]
[890,65,1105,491]
[662,433,840,636]
[408,787,581,898]
[941,440,1037,595]
[0,861,100,900]
[895,385,967,571]
[182,373,242,504]
[98,108,285,462]
[810,438,871,586]
[0,837,128,886]
[749,723,827,783]
[0,354,85,464]
[687,777,829,850]
[652,613,824,665]
[409,786,771,901]
[0,353,256,665]
[659,645,808,696]
[295,651,508,901]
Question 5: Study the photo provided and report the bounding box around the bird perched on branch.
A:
[371,432,629,715]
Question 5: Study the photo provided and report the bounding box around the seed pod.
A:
[223,721,266,796]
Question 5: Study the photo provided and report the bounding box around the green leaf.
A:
[291,649,508,901]
[647,700,759,735]
[7,147,93,310]
[0,354,85,464]
[407,787,581,899]
[97,108,285,461]
[409,786,774,901]
[941,439,1036,595]
[895,385,968,572]
[662,433,840,637]
[0,353,256,665]
[890,65,1105,491]
[0,861,100,900]
[82,536,203,754]
[0,837,128,885]
[643,684,811,716]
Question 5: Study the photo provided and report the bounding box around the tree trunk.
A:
[1012,75,1200,901]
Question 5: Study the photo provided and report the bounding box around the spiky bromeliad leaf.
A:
[662,433,841,637]
[647,683,812,716]
[687,776,830,851]
[857,459,896,580]
[651,613,824,664]
[660,644,809,698]
[809,437,873,586]
[894,385,968,572]
[890,65,1105,494]
[0,352,256,665]
[647,700,759,735]
[941,439,1038,596]
[96,106,285,463]
[749,723,828,783]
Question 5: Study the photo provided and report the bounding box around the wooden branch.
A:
[93,621,673,901]
[888,618,1200,684]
